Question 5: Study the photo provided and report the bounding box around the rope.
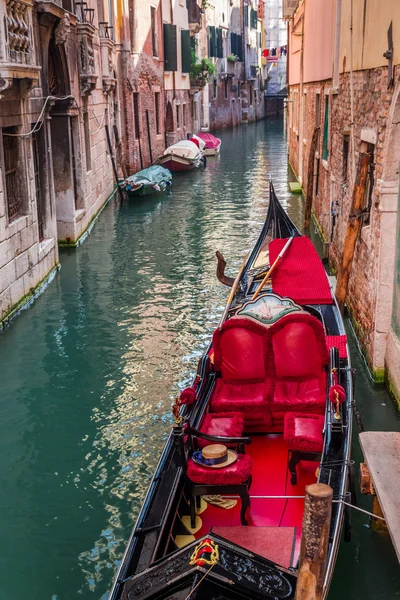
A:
[2,95,74,138]
[220,495,386,522]
[333,499,386,522]
[184,564,215,600]
[89,108,106,134]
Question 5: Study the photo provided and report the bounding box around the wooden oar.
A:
[252,236,294,301]
[219,252,249,327]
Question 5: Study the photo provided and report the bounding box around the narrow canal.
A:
[0,117,399,600]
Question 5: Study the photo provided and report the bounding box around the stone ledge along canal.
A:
[0,117,399,600]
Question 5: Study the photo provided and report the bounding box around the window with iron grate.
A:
[2,127,24,223]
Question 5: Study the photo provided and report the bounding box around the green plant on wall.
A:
[201,0,214,9]
[227,54,238,63]
[190,57,216,86]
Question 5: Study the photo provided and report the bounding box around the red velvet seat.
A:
[187,453,253,485]
[210,318,273,431]
[197,412,245,449]
[269,314,329,424]
[283,412,325,485]
[284,412,325,453]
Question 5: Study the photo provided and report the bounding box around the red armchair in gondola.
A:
[283,412,325,484]
[209,318,273,431]
[184,426,252,528]
[268,313,329,427]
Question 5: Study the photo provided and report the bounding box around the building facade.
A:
[287,0,400,406]
[0,0,123,327]
[0,0,275,330]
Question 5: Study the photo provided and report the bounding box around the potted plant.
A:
[190,57,216,88]
[227,54,238,63]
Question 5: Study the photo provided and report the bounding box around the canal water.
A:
[0,117,399,600]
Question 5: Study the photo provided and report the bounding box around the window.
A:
[224,79,228,100]
[322,95,329,161]
[208,26,216,57]
[83,108,91,171]
[245,5,248,26]
[250,8,258,29]
[164,23,177,71]
[213,78,217,99]
[151,6,158,57]
[254,89,257,103]
[181,29,192,73]
[315,92,321,148]
[2,127,24,222]
[183,103,186,127]
[216,28,223,58]
[361,142,375,226]
[155,92,161,135]
[176,104,180,129]
[32,128,46,241]
[249,83,253,106]
[343,134,349,183]
[133,93,140,139]
[303,93,307,141]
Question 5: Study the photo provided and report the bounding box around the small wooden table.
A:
[359,431,400,562]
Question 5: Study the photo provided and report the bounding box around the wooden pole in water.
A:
[335,152,370,313]
[304,127,319,229]
[295,483,333,600]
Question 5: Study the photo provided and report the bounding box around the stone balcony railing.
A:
[0,0,40,96]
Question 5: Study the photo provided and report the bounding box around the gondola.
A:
[110,182,353,600]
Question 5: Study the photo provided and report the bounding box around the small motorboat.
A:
[155,140,204,172]
[122,165,172,198]
[196,132,222,156]
[109,183,354,600]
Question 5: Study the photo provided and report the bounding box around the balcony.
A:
[187,0,201,34]
[283,0,300,19]
[0,0,41,96]
[247,64,260,80]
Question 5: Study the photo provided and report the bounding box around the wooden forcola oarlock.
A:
[295,483,333,600]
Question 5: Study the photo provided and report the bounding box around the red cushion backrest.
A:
[270,313,329,380]
[213,318,268,382]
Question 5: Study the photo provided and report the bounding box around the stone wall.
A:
[288,66,399,373]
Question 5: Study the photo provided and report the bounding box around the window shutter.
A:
[216,28,223,58]
[245,5,248,26]
[181,29,192,73]
[237,34,243,61]
[208,25,216,57]
[164,24,177,71]
[231,32,237,56]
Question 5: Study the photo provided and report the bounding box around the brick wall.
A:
[288,66,398,370]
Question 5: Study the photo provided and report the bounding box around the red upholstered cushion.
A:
[210,379,273,414]
[269,237,332,305]
[213,318,269,382]
[284,412,325,453]
[271,376,326,414]
[269,313,329,380]
[197,412,244,449]
[326,335,348,359]
[187,453,252,485]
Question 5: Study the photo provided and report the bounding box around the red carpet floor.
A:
[195,434,319,566]
[212,526,296,568]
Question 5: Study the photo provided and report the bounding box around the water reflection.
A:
[1,118,397,600]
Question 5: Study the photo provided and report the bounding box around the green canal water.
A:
[0,117,399,600]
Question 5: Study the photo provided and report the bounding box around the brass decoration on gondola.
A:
[189,538,219,567]
[171,396,182,426]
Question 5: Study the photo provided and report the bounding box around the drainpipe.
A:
[170,0,176,101]
[243,0,246,83]
[298,14,304,183]
[333,0,342,90]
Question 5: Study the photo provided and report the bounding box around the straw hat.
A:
[192,444,237,469]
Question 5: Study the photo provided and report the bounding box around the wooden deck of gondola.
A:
[359,431,400,562]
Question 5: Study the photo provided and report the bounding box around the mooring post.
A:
[295,483,333,600]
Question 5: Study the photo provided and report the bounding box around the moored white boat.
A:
[155,140,204,172]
